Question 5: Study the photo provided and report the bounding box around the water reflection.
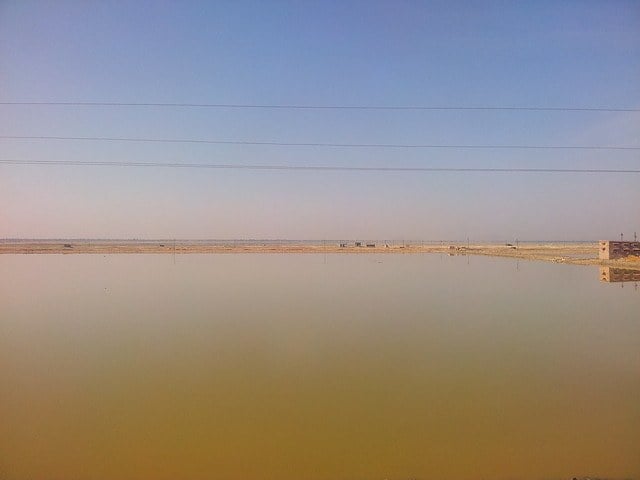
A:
[599,266,640,286]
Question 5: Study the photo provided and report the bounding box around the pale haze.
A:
[1,1,638,241]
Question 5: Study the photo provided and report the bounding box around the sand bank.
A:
[2,241,639,270]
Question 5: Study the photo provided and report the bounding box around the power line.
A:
[1,135,638,151]
[1,159,638,173]
[1,102,638,112]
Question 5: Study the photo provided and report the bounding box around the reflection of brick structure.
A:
[600,267,640,283]
[599,241,640,260]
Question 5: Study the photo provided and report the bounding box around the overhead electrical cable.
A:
[1,135,637,151]
[1,102,638,112]
[1,159,638,174]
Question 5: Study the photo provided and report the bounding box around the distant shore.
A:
[2,241,639,270]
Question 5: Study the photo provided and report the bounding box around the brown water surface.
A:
[1,254,638,480]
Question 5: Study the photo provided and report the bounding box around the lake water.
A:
[1,254,638,480]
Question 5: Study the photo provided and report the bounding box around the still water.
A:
[1,254,638,480]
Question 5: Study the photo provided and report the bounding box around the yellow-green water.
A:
[1,254,638,479]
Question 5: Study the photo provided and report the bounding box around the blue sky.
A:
[1,0,638,240]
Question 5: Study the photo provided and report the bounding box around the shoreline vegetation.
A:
[1,241,639,270]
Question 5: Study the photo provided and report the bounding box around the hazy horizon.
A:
[0,237,608,244]
[0,237,613,243]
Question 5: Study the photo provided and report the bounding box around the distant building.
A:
[355,242,362,247]
[599,241,640,260]
[366,243,375,247]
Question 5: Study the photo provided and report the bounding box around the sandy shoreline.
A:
[2,241,639,270]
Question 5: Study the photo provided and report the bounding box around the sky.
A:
[1,0,639,240]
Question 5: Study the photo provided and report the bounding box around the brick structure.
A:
[598,241,640,260]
